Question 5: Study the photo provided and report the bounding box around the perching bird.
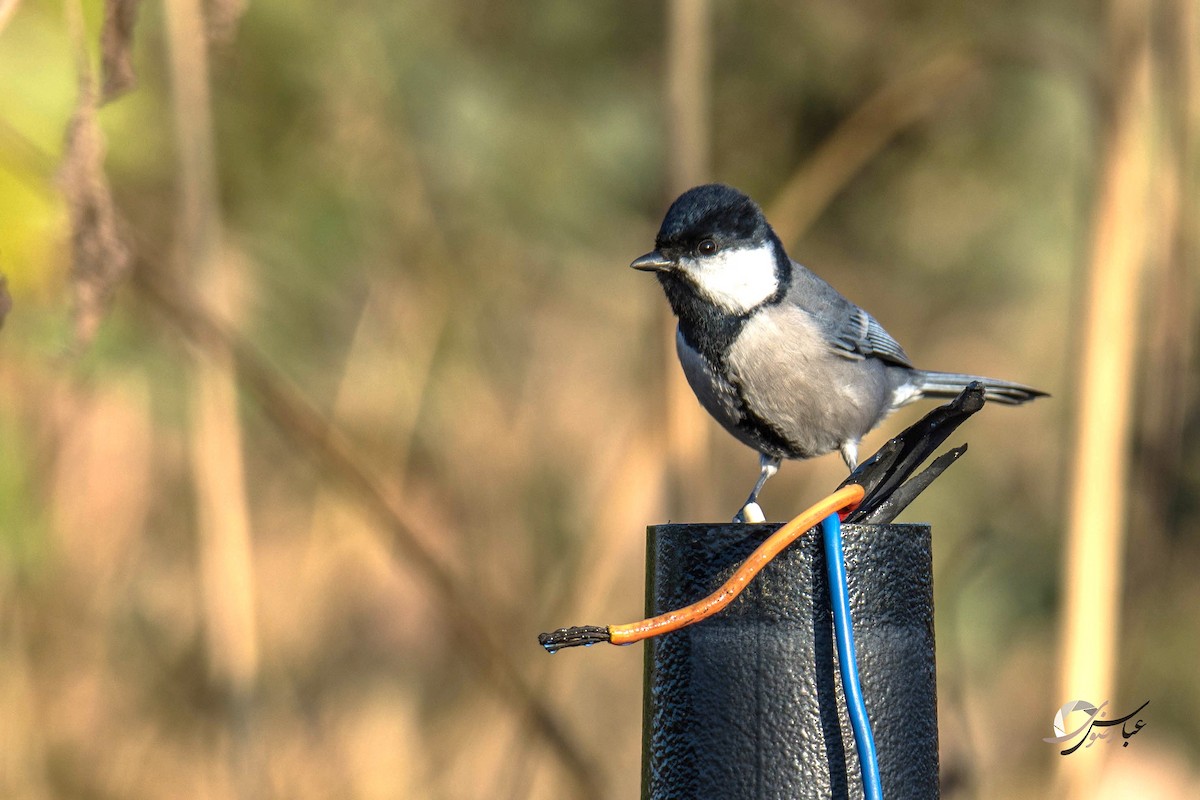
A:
[631,183,1046,521]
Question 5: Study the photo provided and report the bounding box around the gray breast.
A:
[720,307,900,459]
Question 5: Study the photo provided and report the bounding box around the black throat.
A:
[656,272,749,367]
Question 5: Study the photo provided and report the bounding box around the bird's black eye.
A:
[697,238,719,256]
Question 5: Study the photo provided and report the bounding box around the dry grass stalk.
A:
[100,0,141,103]
[1057,0,1153,795]
[60,0,132,350]
[163,0,262,794]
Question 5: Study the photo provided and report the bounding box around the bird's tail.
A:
[915,371,1047,406]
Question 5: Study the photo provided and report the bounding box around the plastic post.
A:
[641,522,939,799]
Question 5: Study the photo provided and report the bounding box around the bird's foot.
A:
[734,502,767,524]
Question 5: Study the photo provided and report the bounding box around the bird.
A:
[631,183,1046,521]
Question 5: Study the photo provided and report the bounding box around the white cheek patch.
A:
[681,245,780,314]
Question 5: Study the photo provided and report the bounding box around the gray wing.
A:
[784,260,913,368]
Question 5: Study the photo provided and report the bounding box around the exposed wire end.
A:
[538,625,611,653]
[538,486,865,653]
[856,443,968,526]
[841,382,985,524]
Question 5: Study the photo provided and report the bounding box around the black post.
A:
[641,521,938,799]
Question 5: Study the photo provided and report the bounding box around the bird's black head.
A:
[631,184,790,317]
[630,184,792,363]
[654,183,774,258]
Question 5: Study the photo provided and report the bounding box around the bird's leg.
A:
[734,454,781,522]
[840,439,859,472]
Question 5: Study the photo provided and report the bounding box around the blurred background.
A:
[0,0,1197,797]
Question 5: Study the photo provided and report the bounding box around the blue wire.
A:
[821,512,883,800]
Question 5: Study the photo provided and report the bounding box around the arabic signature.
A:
[1043,699,1148,755]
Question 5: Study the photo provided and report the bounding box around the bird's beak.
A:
[630,250,673,272]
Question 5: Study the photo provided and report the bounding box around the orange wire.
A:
[608,484,866,645]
